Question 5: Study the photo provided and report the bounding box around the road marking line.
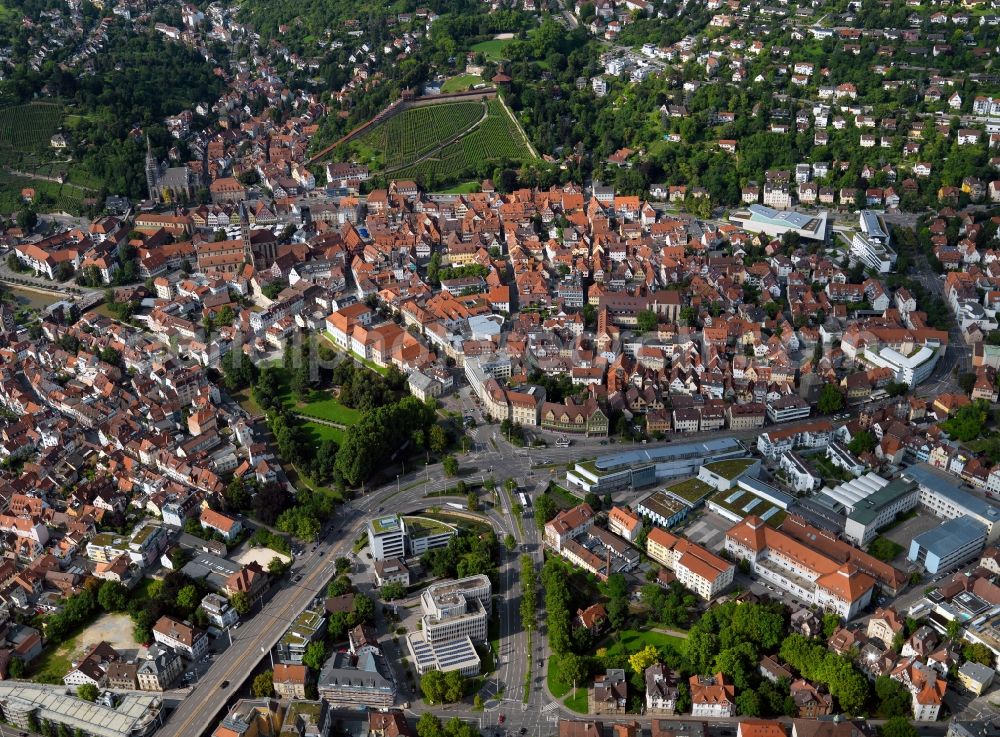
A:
[165,525,354,737]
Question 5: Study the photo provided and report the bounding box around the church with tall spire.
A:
[238,200,278,268]
[143,136,196,204]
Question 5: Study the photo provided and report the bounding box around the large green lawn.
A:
[471,38,513,61]
[302,421,345,445]
[295,393,362,426]
[441,74,483,93]
[602,629,687,661]
[237,370,356,444]
[272,368,362,430]
[439,181,481,194]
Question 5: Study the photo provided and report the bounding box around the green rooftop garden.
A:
[131,524,159,545]
[284,701,324,720]
[292,607,324,631]
[403,515,456,538]
[702,458,756,481]
[574,457,636,477]
[90,533,126,547]
[709,488,786,527]
[280,607,325,647]
[664,477,714,503]
[370,515,402,534]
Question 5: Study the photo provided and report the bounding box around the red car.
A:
[499,715,505,725]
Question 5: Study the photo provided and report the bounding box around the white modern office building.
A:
[367,516,406,560]
[419,575,491,644]
[406,575,491,676]
[365,515,458,561]
[566,438,748,494]
[729,205,829,242]
[851,210,896,273]
[861,345,939,387]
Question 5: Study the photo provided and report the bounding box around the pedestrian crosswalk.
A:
[541,701,560,713]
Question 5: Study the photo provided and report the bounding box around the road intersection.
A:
[157,425,553,737]
[158,425,959,737]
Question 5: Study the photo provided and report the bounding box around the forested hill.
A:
[70,28,227,198]
[0,0,65,49]
[0,23,225,200]
[239,0,520,47]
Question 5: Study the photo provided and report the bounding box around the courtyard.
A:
[233,546,291,569]
[33,613,141,684]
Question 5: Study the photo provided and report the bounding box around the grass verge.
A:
[523,629,532,702]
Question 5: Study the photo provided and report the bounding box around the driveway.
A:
[882,514,941,553]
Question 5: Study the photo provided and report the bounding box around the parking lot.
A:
[677,510,732,552]
[882,512,942,552]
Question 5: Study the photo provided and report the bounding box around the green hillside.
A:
[0,102,62,163]
[343,97,535,184]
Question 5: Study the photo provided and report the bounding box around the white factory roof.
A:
[0,685,160,737]
[820,472,890,512]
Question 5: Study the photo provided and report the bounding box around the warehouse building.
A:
[904,464,1000,543]
[842,478,919,546]
[908,516,988,575]
[0,685,161,737]
[566,438,747,494]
